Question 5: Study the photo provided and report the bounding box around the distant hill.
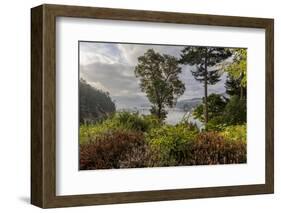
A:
[79,79,116,124]
[125,97,202,112]
[176,98,202,111]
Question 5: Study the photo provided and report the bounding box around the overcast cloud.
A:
[80,42,227,109]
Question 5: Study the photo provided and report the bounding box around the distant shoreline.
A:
[117,107,203,128]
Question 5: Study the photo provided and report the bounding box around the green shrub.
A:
[220,124,246,143]
[79,118,121,144]
[79,112,161,144]
[205,116,227,131]
[114,111,160,132]
[147,124,197,166]
[147,128,246,166]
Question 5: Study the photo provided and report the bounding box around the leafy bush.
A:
[182,132,247,165]
[205,116,227,131]
[147,124,197,166]
[79,118,120,144]
[220,124,246,143]
[146,128,246,166]
[223,95,246,125]
[80,112,161,144]
[79,130,149,169]
[114,111,160,132]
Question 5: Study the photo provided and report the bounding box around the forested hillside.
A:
[79,79,116,124]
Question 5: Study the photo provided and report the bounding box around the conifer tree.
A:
[180,47,231,124]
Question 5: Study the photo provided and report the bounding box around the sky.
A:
[79,42,228,109]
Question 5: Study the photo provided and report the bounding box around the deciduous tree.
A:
[225,49,247,99]
[135,49,185,120]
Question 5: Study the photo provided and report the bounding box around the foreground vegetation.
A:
[80,112,246,170]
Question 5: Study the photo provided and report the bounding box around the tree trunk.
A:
[204,49,208,125]
[240,72,244,100]
[158,104,162,120]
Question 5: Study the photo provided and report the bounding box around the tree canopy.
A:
[179,47,231,84]
[225,49,247,87]
[225,75,247,98]
[134,49,185,120]
[225,48,247,99]
[193,93,227,122]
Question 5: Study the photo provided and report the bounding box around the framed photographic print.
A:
[31,4,274,208]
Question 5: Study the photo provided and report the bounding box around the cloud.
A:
[81,62,139,95]
[80,42,122,65]
[117,43,182,66]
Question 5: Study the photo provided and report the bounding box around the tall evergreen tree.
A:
[225,75,247,98]
[179,47,232,124]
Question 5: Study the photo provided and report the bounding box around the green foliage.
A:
[193,94,246,129]
[147,124,197,166]
[192,104,204,121]
[224,95,246,125]
[225,75,246,98]
[205,116,227,131]
[225,49,247,100]
[179,47,232,123]
[79,119,120,145]
[147,129,246,166]
[79,79,115,124]
[79,112,160,144]
[225,49,247,87]
[180,47,232,78]
[134,49,185,120]
[220,124,246,143]
[115,111,160,132]
[193,94,227,122]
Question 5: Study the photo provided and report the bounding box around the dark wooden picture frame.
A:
[31,4,274,208]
